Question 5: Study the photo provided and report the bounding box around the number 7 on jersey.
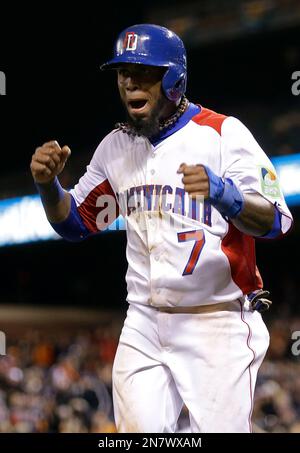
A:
[177,230,205,276]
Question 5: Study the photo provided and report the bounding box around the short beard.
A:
[123,96,166,139]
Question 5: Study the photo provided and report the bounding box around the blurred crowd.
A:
[268,109,300,157]
[151,0,300,45]
[1,314,300,433]
[248,103,300,158]
[253,315,300,433]
[0,325,119,433]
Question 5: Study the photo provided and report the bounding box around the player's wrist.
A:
[35,176,66,206]
[204,165,244,218]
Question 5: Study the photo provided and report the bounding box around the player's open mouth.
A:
[128,99,148,113]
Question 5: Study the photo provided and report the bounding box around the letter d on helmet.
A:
[100,24,187,103]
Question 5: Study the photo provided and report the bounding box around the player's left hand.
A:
[177,163,209,198]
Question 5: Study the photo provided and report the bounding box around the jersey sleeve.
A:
[220,116,293,234]
[69,139,119,233]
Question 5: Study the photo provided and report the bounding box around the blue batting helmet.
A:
[100,24,187,102]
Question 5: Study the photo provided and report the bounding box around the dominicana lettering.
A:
[116,184,212,225]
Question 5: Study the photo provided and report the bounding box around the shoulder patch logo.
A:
[260,166,280,198]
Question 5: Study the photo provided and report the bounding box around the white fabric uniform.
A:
[70,106,292,432]
[113,301,269,433]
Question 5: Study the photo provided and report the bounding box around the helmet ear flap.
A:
[162,66,187,102]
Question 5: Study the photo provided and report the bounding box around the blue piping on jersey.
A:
[149,103,201,147]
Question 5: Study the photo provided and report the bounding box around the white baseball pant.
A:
[112,300,269,433]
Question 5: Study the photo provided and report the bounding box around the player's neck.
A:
[158,96,189,131]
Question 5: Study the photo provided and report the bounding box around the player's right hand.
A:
[30,141,71,184]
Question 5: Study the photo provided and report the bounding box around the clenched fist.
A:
[177,163,210,198]
[30,140,71,184]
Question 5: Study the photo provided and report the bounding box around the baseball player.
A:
[30,24,293,433]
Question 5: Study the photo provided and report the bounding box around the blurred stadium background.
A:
[0,0,300,433]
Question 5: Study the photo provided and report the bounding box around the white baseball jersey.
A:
[70,105,292,308]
